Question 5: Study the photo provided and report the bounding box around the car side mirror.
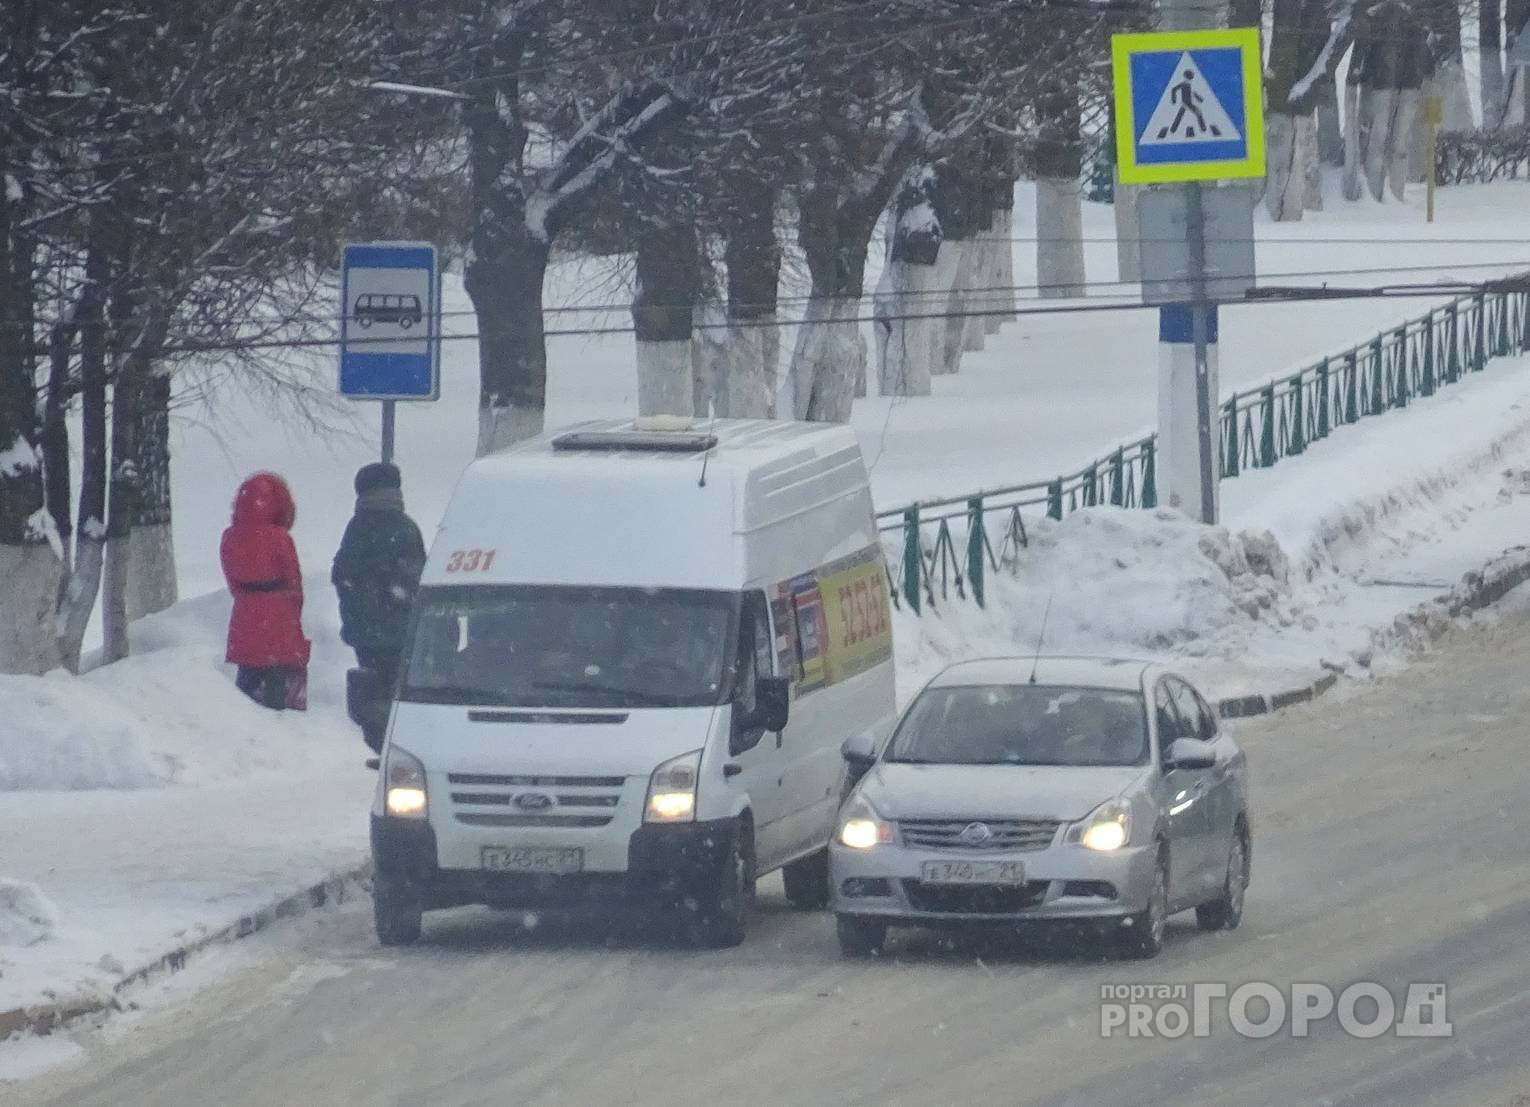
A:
[841,731,878,775]
[1164,737,1217,772]
[749,676,790,734]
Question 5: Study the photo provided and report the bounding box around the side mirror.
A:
[751,676,791,734]
[841,731,878,775]
[1164,737,1217,772]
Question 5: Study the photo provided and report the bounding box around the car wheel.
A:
[1117,848,1169,960]
[357,317,372,328]
[373,875,423,947]
[836,914,887,958]
[1196,826,1249,932]
[782,848,831,910]
[400,316,413,329]
[686,824,754,949]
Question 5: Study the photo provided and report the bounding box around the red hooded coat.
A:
[220,473,311,668]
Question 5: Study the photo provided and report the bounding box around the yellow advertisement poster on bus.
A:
[817,546,893,686]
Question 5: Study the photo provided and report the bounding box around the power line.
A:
[9,257,1526,338]
[29,275,1525,360]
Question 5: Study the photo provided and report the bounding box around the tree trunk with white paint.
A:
[1035,180,1085,297]
[722,182,780,418]
[1388,89,1421,200]
[466,230,550,455]
[1300,114,1324,210]
[987,184,1018,333]
[878,163,947,395]
[1362,89,1397,200]
[1342,80,1366,200]
[633,222,700,419]
[1035,89,1085,298]
[1265,113,1306,220]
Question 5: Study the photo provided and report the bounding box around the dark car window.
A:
[1169,679,1215,742]
[886,684,1150,767]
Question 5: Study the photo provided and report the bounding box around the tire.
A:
[782,848,831,910]
[685,824,754,949]
[400,316,414,330]
[836,914,887,958]
[1196,826,1250,932]
[1116,848,1169,960]
[373,875,423,947]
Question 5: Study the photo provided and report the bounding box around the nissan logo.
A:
[960,822,994,846]
[514,792,554,811]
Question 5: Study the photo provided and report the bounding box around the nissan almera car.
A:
[830,656,1251,959]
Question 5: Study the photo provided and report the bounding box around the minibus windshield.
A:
[400,585,737,709]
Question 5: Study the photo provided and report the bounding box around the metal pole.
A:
[1424,93,1442,224]
[1186,181,1217,524]
[381,400,396,465]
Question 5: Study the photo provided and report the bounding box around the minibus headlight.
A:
[385,746,429,820]
[645,750,701,823]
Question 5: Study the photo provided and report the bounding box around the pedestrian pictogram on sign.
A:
[1112,29,1265,184]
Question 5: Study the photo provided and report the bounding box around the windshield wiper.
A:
[531,680,681,707]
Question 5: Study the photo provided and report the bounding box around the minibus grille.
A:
[446,773,627,828]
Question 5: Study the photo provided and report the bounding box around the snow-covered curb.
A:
[1372,544,1530,656]
[0,863,370,1041]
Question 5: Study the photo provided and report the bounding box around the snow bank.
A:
[0,576,358,792]
[892,507,1301,699]
[0,880,58,947]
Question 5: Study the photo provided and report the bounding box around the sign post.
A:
[1112,28,1264,525]
[339,242,442,464]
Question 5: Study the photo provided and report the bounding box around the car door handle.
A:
[723,763,743,779]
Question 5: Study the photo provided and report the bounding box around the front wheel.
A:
[373,875,423,947]
[782,848,831,910]
[1196,828,1249,932]
[685,825,754,949]
[836,914,887,958]
[1116,849,1169,960]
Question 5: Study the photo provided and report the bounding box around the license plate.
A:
[919,860,1025,884]
[481,846,584,874]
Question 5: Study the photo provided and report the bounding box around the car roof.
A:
[927,655,1157,693]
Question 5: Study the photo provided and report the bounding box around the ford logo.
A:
[960,822,994,846]
[514,792,554,811]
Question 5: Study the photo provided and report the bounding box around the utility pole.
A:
[1162,0,1217,526]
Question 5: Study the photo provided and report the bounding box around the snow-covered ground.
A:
[4,180,1530,1068]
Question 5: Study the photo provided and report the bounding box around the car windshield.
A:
[401,585,737,709]
[885,683,1149,767]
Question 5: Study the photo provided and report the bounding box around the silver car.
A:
[830,656,1251,959]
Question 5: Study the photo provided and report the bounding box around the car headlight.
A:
[645,750,701,823]
[385,746,428,820]
[837,799,893,849]
[1068,798,1132,852]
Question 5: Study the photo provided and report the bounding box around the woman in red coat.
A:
[220,473,310,710]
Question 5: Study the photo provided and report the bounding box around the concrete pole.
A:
[1154,0,1224,524]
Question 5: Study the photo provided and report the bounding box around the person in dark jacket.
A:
[221,473,310,710]
[333,463,427,729]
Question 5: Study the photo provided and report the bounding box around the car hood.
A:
[856,763,1151,823]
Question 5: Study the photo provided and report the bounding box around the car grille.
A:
[901,880,1051,914]
[898,818,1060,851]
[445,773,626,829]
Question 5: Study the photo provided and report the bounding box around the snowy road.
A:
[15,606,1530,1107]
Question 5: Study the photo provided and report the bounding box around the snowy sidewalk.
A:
[0,596,373,1028]
[0,774,371,1028]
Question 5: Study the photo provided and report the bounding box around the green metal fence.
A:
[879,285,1530,615]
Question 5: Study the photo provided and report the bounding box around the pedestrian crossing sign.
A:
[1112,29,1265,184]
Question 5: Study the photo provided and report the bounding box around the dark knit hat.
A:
[355,462,402,495]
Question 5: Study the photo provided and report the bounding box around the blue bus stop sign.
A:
[339,242,440,400]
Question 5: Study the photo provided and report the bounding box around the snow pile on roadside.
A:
[891,507,1301,697]
[0,578,359,792]
[0,880,57,947]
